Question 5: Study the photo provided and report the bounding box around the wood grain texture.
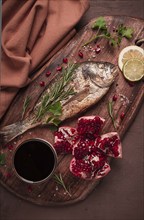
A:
[76,0,144,29]
[0,16,144,206]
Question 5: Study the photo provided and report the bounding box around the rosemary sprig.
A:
[35,63,76,123]
[22,96,31,119]
[53,173,71,197]
[0,153,6,166]
[108,101,117,129]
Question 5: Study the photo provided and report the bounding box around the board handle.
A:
[135,38,144,46]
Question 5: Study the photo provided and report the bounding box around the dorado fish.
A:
[0,61,117,144]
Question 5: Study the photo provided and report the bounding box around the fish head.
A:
[82,61,117,88]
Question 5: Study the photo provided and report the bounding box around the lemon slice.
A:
[118,45,144,71]
[123,58,144,81]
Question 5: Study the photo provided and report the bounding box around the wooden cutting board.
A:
[0,16,144,206]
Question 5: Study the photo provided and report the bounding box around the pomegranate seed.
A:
[120,112,125,120]
[27,185,33,192]
[63,58,68,64]
[78,51,83,58]
[112,94,118,101]
[46,71,51,77]
[8,145,14,151]
[127,81,135,87]
[6,172,12,178]
[95,45,101,54]
[39,81,45,87]
[56,66,62,71]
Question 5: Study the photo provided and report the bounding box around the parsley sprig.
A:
[83,17,133,47]
[35,64,76,126]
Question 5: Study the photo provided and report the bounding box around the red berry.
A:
[56,66,62,71]
[39,81,45,87]
[63,58,68,64]
[78,51,83,58]
[120,112,125,120]
[113,94,118,101]
[95,45,101,54]
[46,71,51,77]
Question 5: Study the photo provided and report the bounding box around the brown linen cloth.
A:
[0,0,89,120]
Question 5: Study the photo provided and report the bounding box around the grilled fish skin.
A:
[0,61,117,144]
[60,61,117,120]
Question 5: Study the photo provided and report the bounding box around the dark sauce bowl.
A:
[13,138,57,184]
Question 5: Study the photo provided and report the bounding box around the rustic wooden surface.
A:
[0,15,144,206]
[0,1,144,220]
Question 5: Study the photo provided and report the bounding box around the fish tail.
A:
[0,119,37,145]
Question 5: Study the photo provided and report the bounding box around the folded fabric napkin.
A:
[0,0,89,119]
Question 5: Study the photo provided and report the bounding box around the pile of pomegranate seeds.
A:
[54,115,122,180]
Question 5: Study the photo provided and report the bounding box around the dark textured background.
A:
[0,1,144,220]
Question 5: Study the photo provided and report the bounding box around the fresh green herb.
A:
[48,101,62,116]
[22,96,31,119]
[117,24,133,39]
[92,17,107,30]
[0,153,6,166]
[83,17,133,47]
[53,173,71,197]
[108,101,117,129]
[35,64,76,125]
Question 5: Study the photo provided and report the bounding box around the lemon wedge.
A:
[118,45,144,71]
[122,58,144,81]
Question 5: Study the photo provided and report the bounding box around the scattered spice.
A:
[83,17,133,47]
[95,45,101,54]
[119,93,130,105]
[53,173,71,197]
[108,101,117,129]
[0,153,6,166]
[55,185,59,191]
[21,96,31,119]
